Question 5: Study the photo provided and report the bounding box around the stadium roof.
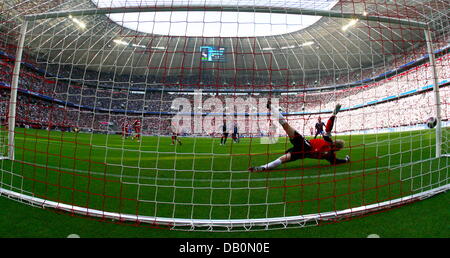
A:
[0,0,449,83]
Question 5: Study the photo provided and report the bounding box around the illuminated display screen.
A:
[200,46,226,62]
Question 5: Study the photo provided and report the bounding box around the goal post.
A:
[3,20,28,160]
[424,29,444,158]
[0,3,449,231]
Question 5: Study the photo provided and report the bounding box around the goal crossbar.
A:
[23,6,428,28]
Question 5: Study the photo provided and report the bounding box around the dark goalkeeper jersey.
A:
[315,122,325,132]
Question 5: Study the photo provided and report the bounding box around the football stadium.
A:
[0,0,448,239]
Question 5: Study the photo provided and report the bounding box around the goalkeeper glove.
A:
[333,104,342,115]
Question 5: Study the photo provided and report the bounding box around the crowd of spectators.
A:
[0,41,448,137]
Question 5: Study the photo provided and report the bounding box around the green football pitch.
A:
[0,127,448,232]
[0,188,447,238]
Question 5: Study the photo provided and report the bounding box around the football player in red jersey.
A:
[171,130,182,145]
[248,101,350,172]
[132,119,141,142]
[121,120,129,139]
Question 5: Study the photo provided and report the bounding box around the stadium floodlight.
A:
[68,15,86,29]
[131,43,146,49]
[113,39,128,46]
[280,45,296,49]
[342,18,359,31]
[0,1,448,232]
[113,39,146,49]
[301,41,315,46]
[261,47,276,51]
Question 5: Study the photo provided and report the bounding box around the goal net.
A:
[0,0,448,231]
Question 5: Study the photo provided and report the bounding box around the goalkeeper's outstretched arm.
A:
[325,153,350,165]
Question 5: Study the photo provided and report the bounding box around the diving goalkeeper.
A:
[249,102,350,172]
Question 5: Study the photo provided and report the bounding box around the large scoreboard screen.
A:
[200,46,226,62]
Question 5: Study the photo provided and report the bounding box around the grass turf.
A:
[0,127,448,230]
[0,190,448,237]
